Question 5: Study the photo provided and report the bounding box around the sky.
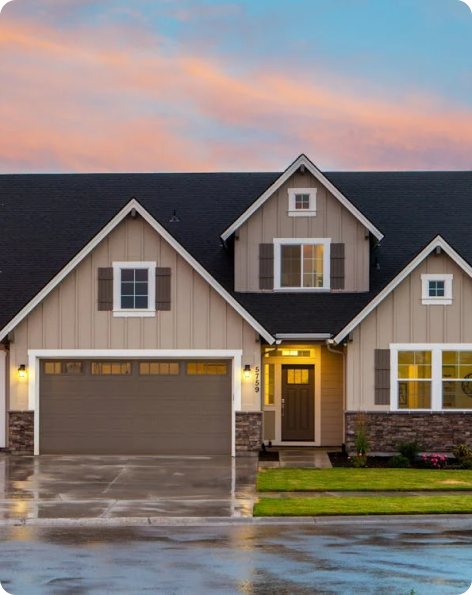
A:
[0,0,471,173]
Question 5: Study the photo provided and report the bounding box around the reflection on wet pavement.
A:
[0,521,472,594]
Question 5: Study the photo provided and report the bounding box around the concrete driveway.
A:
[0,454,258,521]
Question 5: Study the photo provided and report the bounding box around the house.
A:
[1,154,472,456]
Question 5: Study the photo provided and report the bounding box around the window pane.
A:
[443,351,472,379]
[302,244,324,288]
[286,368,309,385]
[397,351,432,379]
[121,269,134,282]
[264,364,275,405]
[186,362,227,375]
[135,283,148,295]
[398,381,431,409]
[135,269,148,282]
[443,381,472,409]
[91,362,131,375]
[281,245,301,287]
[135,296,148,309]
[121,296,134,309]
[295,194,310,209]
[139,362,180,375]
[65,362,83,375]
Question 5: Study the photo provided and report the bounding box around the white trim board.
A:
[0,199,275,345]
[332,236,472,345]
[221,154,384,242]
[28,349,243,457]
[0,351,6,448]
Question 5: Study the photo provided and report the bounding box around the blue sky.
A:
[0,0,471,172]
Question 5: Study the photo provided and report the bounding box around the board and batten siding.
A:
[9,216,261,411]
[347,253,472,411]
[320,345,344,446]
[234,170,370,292]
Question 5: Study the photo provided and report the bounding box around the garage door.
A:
[39,359,232,455]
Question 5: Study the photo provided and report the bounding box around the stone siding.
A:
[236,412,262,454]
[345,412,472,453]
[8,411,34,454]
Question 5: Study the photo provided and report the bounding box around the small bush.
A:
[398,438,420,464]
[453,444,472,469]
[350,453,368,468]
[422,453,447,469]
[354,413,369,456]
[388,455,411,469]
[460,458,472,470]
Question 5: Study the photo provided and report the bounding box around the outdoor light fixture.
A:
[244,365,251,379]
[18,364,26,379]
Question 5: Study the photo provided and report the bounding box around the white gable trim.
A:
[0,199,275,345]
[332,236,472,345]
[221,154,384,242]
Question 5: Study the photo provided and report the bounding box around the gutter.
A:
[275,333,332,341]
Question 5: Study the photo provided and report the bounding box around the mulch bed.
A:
[329,451,391,468]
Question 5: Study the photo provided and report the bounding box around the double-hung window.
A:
[392,345,472,411]
[113,261,156,317]
[274,238,330,290]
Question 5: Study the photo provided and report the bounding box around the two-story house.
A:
[1,154,472,456]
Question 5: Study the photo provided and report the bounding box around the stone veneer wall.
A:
[236,412,262,454]
[8,411,34,454]
[345,412,472,453]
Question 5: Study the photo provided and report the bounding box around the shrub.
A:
[351,453,368,468]
[388,455,411,468]
[398,438,420,464]
[453,444,472,469]
[422,453,447,469]
[354,413,369,456]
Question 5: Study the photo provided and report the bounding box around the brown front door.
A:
[282,365,314,441]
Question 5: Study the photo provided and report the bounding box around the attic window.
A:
[288,188,317,217]
[421,274,453,305]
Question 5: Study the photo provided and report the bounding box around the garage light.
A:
[18,364,27,379]
[244,365,251,379]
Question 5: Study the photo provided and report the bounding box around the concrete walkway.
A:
[260,448,333,469]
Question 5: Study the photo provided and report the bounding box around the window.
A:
[421,274,453,305]
[392,345,472,411]
[44,361,84,375]
[264,348,313,358]
[288,188,317,217]
[286,368,310,384]
[139,362,180,375]
[186,362,228,375]
[264,364,275,405]
[274,239,331,290]
[112,262,156,317]
[91,362,132,375]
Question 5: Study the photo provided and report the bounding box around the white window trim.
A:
[273,238,331,291]
[112,261,156,317]
[390,343,472,412]
[288,188,317,217]
[421,274,453,305]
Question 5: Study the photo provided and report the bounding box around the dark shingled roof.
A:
[1,170,471,337]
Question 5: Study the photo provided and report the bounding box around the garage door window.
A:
[44,362,84,375]
[139,362,180,375]
[187,362,227,375]
[91,362,132,375]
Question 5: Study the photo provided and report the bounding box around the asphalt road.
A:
[0,520,471,594]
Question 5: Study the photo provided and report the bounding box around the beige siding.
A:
[347,253,472,411]
[235,170,370,292]
[320,346,344,446]
[263,410,276,441]
[9,215,261,411]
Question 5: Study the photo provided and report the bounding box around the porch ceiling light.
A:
[244,365,251,379]
[18,364,27,379]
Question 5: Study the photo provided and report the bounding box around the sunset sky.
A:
[0,0,471,173]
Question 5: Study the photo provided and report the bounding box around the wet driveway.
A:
[0,519,472,594]
[0,454,258,519]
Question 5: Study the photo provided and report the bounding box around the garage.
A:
[39,359,232,455]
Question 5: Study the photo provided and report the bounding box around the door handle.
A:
[281,398,285,417]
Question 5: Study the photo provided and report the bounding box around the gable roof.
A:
[331,235,472,345]
[220,154,384,242]
[0,196,276,344]
[1,167,472,340]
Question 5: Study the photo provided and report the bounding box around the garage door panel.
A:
[40,359,232,455]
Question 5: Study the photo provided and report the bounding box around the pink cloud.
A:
[0,14,471,172]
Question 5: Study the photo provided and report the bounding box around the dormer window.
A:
[421,274,453,305]
[288,188,317,217]
[274,238,331,290]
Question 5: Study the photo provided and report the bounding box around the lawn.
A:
[257,468,472,492]
[254,495,472,517]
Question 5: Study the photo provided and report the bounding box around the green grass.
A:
[257,468,472,492]
[254,495,472,516]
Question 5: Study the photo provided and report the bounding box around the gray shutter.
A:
[98,268,113,311]
[330,243,345,290]
[156,268,171,311]
[259,244,274,290]
[375,349,391,405]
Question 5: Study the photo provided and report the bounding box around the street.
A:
[0,520,471,594]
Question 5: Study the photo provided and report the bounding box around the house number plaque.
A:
[255,366,260,393]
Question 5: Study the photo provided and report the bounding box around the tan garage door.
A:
[39,359,232,455]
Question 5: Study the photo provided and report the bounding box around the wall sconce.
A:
[244,365,251,379]
[18,364,27,379]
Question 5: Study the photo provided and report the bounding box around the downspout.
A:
[326,339,347,449]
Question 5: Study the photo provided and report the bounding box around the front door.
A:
[281,365,314,441]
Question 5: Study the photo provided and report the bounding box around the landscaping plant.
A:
[452,443,472,469]
[353,413,369,468]
[388,455,411,468]
[421,453,447,469]
[398,438,420,465]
